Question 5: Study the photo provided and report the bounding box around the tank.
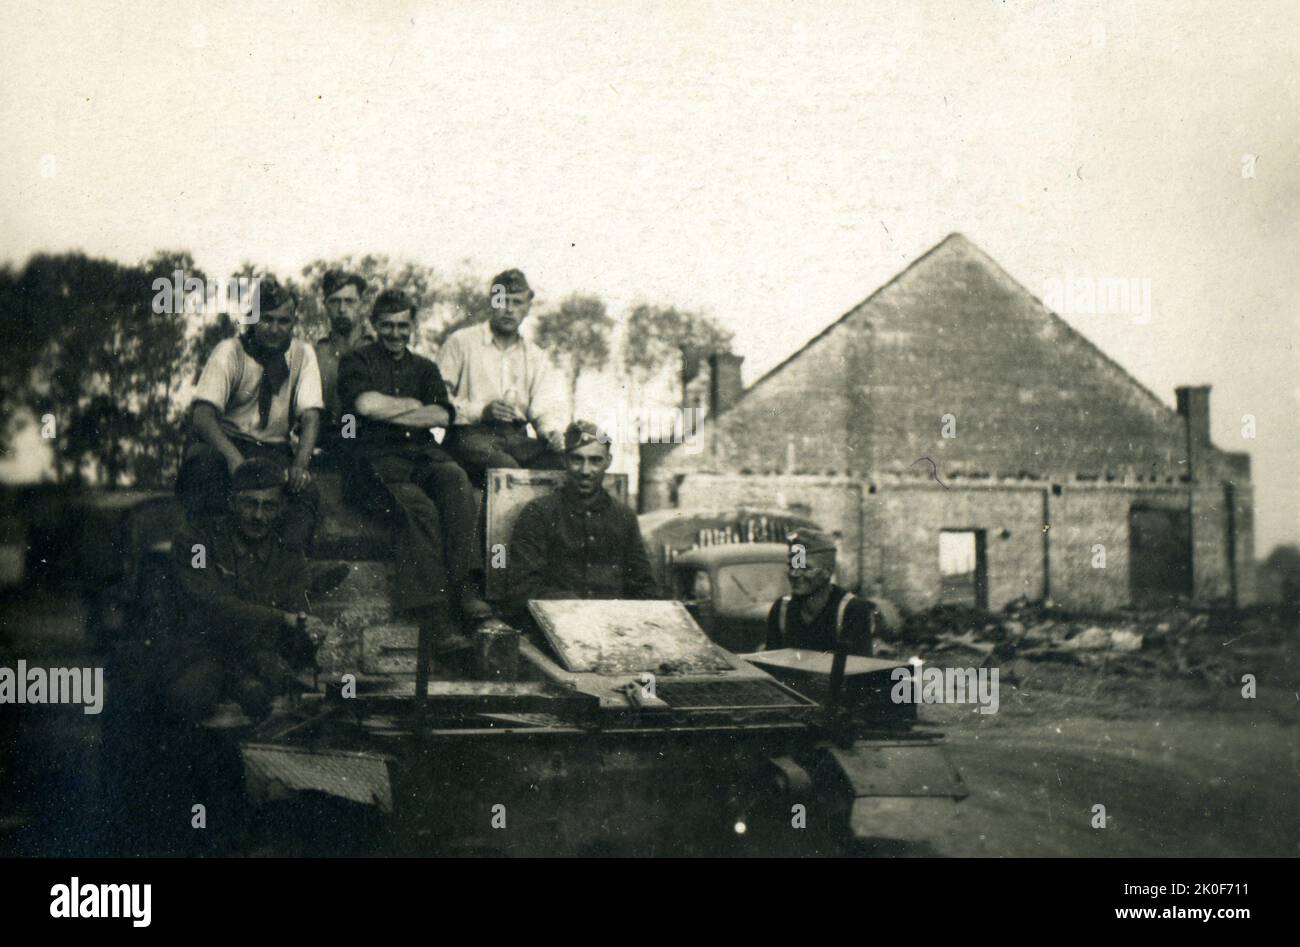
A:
[91,467,967,856]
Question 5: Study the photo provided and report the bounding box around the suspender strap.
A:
[834,591,855,645]
[286,339,304,423]
[777,595,791,639]
[827,591,857,714]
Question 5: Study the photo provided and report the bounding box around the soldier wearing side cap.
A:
[176,277,323,552]
[162,458,331,724]
[507,420,659,612]
[767,529,875,657]
[436,268,567,485]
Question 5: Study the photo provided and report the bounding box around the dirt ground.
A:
[915,623,1298,857]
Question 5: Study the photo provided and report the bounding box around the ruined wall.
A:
[1049,485,1185,612]
[869,481,1046,611]
[642,236,1255,612]
[863,240,1191,480]
[661,470,1245,613]
[650,235,1194,487]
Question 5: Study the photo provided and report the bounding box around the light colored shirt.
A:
[192,337,324,445]
[436,321,565,438]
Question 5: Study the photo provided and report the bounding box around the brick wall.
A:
[652,234,1194,484]
[656,470,1245,613]
[642,234,1253,613]
[869,481,1046,610]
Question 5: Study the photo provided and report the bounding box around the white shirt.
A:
[191,337,324,445]
[436,321,565,438]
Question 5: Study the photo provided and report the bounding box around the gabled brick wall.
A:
[656,233,1205,484]
[643,234,1255,611]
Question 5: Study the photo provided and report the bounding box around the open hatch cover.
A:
[528,600,735,675]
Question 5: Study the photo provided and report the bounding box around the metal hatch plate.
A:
[528,599,734,675]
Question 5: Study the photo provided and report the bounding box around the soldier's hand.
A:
[225,451,245,474]
[486,400,522,423]
[286,464,312,493]
[302,615,329,646]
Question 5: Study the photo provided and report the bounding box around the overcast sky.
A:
[1,0,1296,553]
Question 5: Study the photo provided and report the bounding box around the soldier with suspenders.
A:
[766,528,875,658]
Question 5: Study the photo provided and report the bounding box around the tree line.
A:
[0,250,733,488]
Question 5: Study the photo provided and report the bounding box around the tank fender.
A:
[818,740,968,843]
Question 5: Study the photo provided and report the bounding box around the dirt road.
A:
[916,646,1298,857]
[930,715,1296,856]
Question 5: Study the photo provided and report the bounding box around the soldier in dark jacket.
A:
[336,289,491,638]
[508,421,659,610]
[766,528,874,657]
[163,458,325,723]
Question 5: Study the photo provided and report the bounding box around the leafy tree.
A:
[532,294,614,420]
[623,303,734,390]
[0,250,200,486]
[431,266,499,350]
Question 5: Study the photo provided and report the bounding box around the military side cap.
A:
[232,457,285,492]
[322,269,367,298]
[787,527,836,557]
[564,419,611,452]
[490,268,531,295]
[253,277,296,314]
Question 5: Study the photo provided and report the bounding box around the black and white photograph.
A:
[0,0,1294,919]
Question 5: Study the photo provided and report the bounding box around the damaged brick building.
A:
[640,234,1255,612]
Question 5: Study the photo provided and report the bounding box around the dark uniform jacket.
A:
[766,584,874,657]
[336,341,457,457]
[170,517,312,664]
[509,483,659,605]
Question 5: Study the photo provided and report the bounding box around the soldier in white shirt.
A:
[436,269,566,485]
[177,278,324,551]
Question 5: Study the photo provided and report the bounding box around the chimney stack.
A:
[708,353,745,418]
[1176,385,1211,479]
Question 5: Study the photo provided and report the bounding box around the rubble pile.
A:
[874,597,1254,683]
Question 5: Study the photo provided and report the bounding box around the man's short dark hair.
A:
[490,268,533,298]
[371,288,416,322]
[323,270,367,298]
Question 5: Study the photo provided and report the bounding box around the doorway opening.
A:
[939,529,988,609]
[1129,505,1192,605]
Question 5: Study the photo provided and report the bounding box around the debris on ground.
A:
[876,598,1291,684]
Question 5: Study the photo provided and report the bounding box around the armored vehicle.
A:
[93,468,966,856]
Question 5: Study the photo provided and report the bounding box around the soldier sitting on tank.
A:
[767,529,874,657]
[506,420,659,616]
[176,277,323,552]
[336,289,492,651]
[161,458,330,725]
